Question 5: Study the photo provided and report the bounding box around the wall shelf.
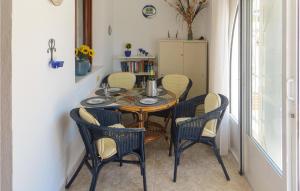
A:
[75,65,102,83]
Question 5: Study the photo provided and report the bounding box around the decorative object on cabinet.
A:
[51,0,63,6]
[163,0,208,40]
[159,40,208,98]
[47,39,64,69]
[75,45,95,76]
[142,5,157,18]
[116,56,157,87]
[125,43,132,57]
[138,48,149,57]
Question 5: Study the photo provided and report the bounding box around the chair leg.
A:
[141,162,147,191]
[213,146,230,181]
[173,152,179,182]
[65,156,86,189]
[120,157,123,167]
[169,140,173,157]
[89,166,101,191]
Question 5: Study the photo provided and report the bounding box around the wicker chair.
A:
[104,72,136,90]
[170,93,230,182]
[148,74,193,130]
[66,108,147,191]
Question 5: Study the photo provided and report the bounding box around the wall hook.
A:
[47,38,64,69]
[47,38,56,61]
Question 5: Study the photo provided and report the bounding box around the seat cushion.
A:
[78,107,124,159]
[96,123,125,159]
[162,74,189,98]
[175,117,216,137]
[108,72,136,90]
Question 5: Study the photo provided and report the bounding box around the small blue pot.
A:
[125,50,131,57]
[75,58,91,76]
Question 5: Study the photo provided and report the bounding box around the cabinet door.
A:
[183,42,208,98]
[159,41,184,77]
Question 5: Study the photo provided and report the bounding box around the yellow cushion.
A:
[204,93,221,137]
[78,108,124,159]
[162,74,189,98]
[108,72,136,90]
[96,124,125,159]
[79,107,100,126]
[175,93,221,138]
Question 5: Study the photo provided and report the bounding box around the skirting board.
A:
[60,148,85,191]
[230,148,240,164]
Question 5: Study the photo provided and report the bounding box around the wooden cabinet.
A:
[159,40,208,98]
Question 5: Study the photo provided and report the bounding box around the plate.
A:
[86,98,106,105]
[108,87,121,93]
[139,98,159,105]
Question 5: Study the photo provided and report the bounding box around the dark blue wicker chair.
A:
[169,94,230,182]
[66,108,147,191]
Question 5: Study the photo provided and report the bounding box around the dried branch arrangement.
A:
[163,0,208,40]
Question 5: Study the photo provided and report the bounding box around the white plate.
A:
[86,98,106,105]
[157,88,163,92]
[139,98,158,105]
[108,87,121,93]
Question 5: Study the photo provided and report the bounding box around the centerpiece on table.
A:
[163,0,208,40]
[75,45,95,76]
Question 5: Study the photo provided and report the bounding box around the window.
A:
[75,0,92,50]
[250,0,283,170]
[230,5,240,121]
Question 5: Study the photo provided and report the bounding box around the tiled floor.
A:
[68,117,252,191]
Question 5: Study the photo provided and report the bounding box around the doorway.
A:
[241,0,298,190]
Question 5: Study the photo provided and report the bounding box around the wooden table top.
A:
[114,89,177,113]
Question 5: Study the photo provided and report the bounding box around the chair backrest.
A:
[162,74,192,100]
[70,108,99,159]
[204,93,228,137]
[108,72,136,90]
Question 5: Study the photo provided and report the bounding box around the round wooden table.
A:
[114,89,177,143]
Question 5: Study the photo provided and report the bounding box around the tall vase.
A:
[75,58,91,76]
[187,24,193,40]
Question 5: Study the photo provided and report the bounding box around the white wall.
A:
[112,0,211,71]
[11,0,113,190]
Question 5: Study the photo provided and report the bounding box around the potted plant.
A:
[75,45,95,76]
[163,0,208,40]
[125,43,132,57]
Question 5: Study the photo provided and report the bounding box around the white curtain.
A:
[209,0,230,96]
[208,0,230,155]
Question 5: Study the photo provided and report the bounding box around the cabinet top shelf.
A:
[160,39,208,43]
[115,56,156,61]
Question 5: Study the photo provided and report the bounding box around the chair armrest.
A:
[88,125,145,157]
[87,108,121,126]
[176,111,221,141]
[173,95,206,118]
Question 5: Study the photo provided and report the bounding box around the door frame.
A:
[241,0,293,190]
[0,0,12,190]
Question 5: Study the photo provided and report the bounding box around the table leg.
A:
[137,112,145,128]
